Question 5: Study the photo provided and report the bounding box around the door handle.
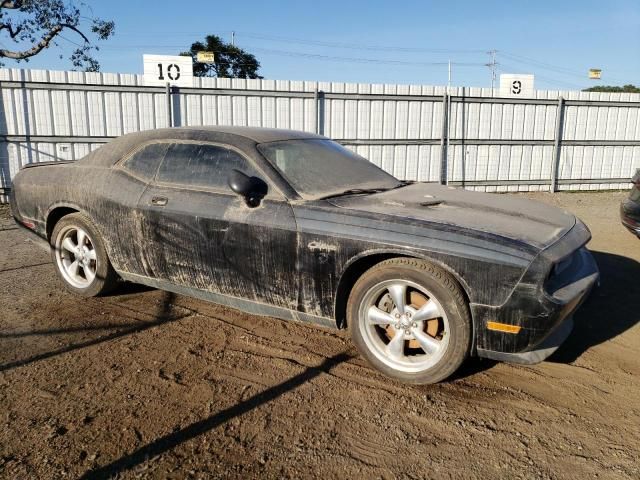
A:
[150,195,168,206]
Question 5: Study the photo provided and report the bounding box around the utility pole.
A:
[487,49,498,92]
[231,31,235,46]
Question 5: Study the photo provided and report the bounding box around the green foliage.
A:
[583,84,640,93]
[181,35,262,79]
[0,0,115,71]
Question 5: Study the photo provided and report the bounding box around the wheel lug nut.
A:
[412,323,417,328]
[395,313,400,319]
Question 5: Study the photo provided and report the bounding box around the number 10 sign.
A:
[143,54,194,87]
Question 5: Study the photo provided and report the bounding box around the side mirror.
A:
[228,169,268,207]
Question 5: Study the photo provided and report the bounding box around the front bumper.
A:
[474,224,599,364]
[620,200,640,238]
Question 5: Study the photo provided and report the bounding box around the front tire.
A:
[50,213,118,297]
[347,258,471,384]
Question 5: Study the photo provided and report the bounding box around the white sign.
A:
[499,74,535,97]
[143,54,193,87]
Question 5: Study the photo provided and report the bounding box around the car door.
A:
[136,141,300,310]
[111,141,172,277]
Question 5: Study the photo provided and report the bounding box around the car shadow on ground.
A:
[0,291,184,373]
[78,351,352,480]
[549,250,640,364]
[111,280,155,296]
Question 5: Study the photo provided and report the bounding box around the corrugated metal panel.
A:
[1,67,640,199]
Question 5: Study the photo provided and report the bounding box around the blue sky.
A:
[5,0,640,90]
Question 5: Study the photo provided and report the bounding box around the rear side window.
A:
[156,143,256,190]
[122,143,170,180]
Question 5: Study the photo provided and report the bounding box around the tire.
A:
[50,212,118,297]
[347,258,471,384]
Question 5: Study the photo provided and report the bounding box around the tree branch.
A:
[0,22,23,38]
[0,1,20,9]
[0,22,89,60]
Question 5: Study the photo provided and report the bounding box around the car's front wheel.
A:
[50,213,118,297]
[347,258,471,384]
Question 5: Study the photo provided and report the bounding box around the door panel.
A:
[136,185,230,285]
[137,185,299,310]
[221,198,299,308]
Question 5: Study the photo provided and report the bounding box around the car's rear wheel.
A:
[347,258,471,384]
[50,213,118,297]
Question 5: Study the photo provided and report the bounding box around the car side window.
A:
[156,143,257,190]
[122,142,170,180]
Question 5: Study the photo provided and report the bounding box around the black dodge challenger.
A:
[10,127,599,384]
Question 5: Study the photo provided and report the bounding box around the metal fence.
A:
[1,67,639,202]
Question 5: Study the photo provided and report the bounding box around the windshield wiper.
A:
[319,188,391,200]
[391,180,415,189]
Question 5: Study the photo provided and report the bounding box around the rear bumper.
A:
[474,244,599,364]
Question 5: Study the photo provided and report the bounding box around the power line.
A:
[499,51,629,85]
[113,29,488,54]
[248,46,487,67]
[95,42,487,68]
[236,32,488,54]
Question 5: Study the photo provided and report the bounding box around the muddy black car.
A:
[10,127,599,384]
[621,169,640,238]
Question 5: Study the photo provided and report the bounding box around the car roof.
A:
[173,126,325,143]
[81,126,326,167]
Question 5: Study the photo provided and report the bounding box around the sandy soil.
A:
[0,192,638,479]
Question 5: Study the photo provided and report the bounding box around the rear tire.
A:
[347,258,471,384]
[50,213,118,297]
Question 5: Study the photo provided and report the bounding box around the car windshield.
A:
[257,139,401,199]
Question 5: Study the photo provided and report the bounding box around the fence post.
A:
[165,82,173,128]
[313,87,319,134]
[551,96,565,192]
[317,90,325,136]
[439,93,449,185]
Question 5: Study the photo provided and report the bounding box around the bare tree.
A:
[0,1,114,71]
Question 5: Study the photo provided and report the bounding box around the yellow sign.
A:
[196,51,215,64]
[589,69,602,79]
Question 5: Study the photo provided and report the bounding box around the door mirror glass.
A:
[228,169,268,207]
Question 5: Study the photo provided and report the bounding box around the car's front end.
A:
[473,219,599,363]
[620,169,640,238]
[324,180,600,366]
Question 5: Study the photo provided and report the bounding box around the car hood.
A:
[327,183,576,250]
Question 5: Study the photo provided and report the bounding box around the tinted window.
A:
[122,143,169,180]
[157,143,256,190]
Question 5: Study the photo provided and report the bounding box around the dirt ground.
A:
[0,191,638,480]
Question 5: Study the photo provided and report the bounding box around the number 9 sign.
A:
[511,80,522,95]
[143,54,194,87]
[499,74,534,97]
